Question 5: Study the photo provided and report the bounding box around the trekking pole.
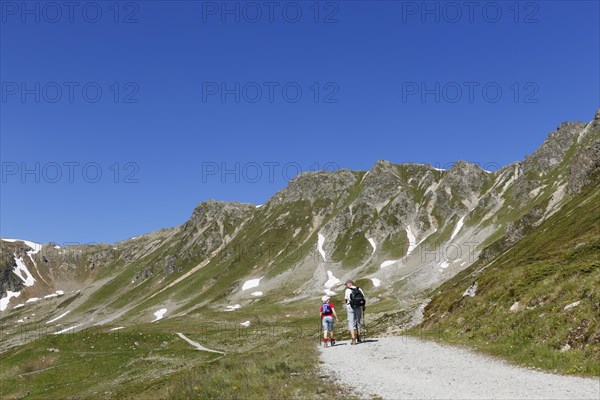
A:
[319,318,322,346]
[363,307,366,340]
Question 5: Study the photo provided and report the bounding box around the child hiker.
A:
[320,295,338,347]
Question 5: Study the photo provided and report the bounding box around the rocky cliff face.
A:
[568,110,600,194]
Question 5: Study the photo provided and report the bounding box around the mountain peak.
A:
[272,169,359,204]
[448,160,485,174]
[185,200,255,229]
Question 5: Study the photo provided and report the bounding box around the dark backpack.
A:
[349,287,366,308]
[321,303,332,315]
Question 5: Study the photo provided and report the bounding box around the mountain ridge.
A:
[1,109,598,356]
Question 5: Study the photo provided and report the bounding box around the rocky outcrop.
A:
[0,259,23,297]
[269,169,359,205]
[523,121,585,175]
[567,111,600,194]
[568,137,600,194]
[183,200,255,233]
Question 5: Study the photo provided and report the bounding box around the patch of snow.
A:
[317,233,327,262]
[240,321,251,327]
[13,303,24,309]
[324,289,336,296]
[380,260,398,269]
[225,304,242,311]
[439,261,450,269]
[367,238,377,254]
[26,297,40,303]
[44,293,58,299]
[250,291,263,297]
[359,170,370,184]
[405,225,417,255]
[54,245,61,249]
[110,326,124,331]
[46,311,70,324]
[460,262,467,267]
[54,325,80,335]
[433,167,446,172]
[14,256,36,287]
[55,290,65,296]
[0,290,21,311]
[242,278,261,291]
[450,215,466,241]
[371,278,381,287]
[324,271,340,289]
[17,319,25,323]
[152,308,167,322]
[255,204,263,208]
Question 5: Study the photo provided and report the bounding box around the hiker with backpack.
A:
[344,280,366,345]
[320,295,338,347]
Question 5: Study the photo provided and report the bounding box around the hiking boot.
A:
[357,336,363,343]
[350,338,356,345]
[331,339,335,346]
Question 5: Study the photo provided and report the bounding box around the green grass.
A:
[164,336,353,400]
[381,230,409,259]
[0,310,355,400]
[415,180,600,377]
[0,326,216,399]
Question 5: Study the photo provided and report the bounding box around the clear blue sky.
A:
[1,0,599,245]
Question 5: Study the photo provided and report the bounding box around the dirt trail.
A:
[319,336,599,399]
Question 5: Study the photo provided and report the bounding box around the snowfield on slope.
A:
[380,260,398,269]
[0,291,21,311]
[14,256,36,286]
[367,237,377,254]
[405,226,417,255]
[320,336,599,400]
[317,234,327,261]
[152,308,167,321]
[450,215,466,241]
[324,271,340,289]
[242,278,261,291]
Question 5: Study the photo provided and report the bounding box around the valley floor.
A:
[319,336,600,400]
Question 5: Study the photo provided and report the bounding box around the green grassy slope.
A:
[0,304,354,399]
[415,179,600,376]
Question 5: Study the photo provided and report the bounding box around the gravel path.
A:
[319,336,599,399]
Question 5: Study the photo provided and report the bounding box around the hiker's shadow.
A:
[359,339,378,344]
